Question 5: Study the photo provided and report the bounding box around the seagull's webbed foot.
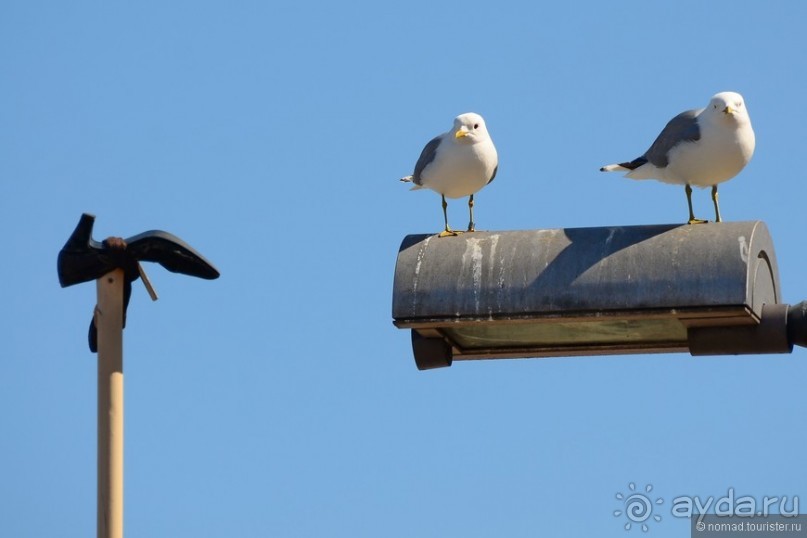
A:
[687,218,709,225]
[438,228,461,238]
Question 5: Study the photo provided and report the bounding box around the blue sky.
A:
[2,1,806,536]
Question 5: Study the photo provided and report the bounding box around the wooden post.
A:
[96,269,124,538]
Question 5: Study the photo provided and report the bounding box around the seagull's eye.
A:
[473,123,479,129]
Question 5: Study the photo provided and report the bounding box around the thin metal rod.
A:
[137,262,159,301]
[96,269,124,538]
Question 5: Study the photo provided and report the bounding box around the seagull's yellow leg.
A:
[686,184,707,224]
[467,194,476,232]
[438,194,459,237]
[712,185,722,223]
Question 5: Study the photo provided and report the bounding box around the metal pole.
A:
[96,269,124,538]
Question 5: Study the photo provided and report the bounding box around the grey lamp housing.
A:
[392,222,807,370]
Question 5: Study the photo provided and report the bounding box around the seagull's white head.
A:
[706,91,751,125]
[451,112,491,145]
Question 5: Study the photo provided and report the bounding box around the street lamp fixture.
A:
[392,221,807,370]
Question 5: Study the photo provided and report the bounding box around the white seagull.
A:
[600,91,755,224]
[401,112,499,237]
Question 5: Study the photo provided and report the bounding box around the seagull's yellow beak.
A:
[455,127,469,139]
[723,106,735,115]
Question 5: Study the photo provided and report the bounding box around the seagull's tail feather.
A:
[600,157,648,173]
[399,175,423,190]
[600,164,628,172]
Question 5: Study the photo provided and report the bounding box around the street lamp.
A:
[392,221,807,370]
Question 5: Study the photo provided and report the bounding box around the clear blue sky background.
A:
[2,1,806,536]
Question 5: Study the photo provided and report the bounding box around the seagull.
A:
[600,92,755,224]
[401,112,498,237]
